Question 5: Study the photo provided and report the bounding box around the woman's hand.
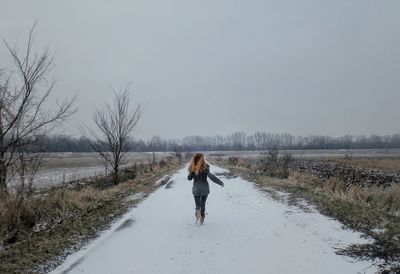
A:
[221,182,224,188]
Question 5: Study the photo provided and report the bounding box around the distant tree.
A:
[81,87,141,185]
[0,23,75,195]
[253,132,267,150]
[133,139,147,152]
[229,132,247,150]
[280,133,295,149]
[147,136,163,152]
[246,135,256,150]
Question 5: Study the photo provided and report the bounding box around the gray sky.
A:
[1,0,399,139]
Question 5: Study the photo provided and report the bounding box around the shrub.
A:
[258,149,293,178]
[159,160,167,168]
[228,156,240,166]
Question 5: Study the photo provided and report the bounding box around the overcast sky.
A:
[1,0,399,139]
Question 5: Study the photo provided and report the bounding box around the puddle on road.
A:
[165,180,175,189]
[115,219,136,232]
[214,172,238,179]
[61,256,86,274]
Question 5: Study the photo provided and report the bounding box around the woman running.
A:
[187,153,224,225]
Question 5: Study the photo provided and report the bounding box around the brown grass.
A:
[290,172,400,217]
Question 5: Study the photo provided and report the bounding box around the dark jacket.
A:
[187,164,223,196]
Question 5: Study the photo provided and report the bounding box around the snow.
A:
[124,192,147,202]
[50,165,377,274]
[154,175,171,186]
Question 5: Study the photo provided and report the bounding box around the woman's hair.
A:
[189,153,207,176]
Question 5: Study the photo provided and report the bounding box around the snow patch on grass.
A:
[154,175,171,186]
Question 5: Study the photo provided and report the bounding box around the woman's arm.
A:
[207,168,224,187]
[187,172,193,181]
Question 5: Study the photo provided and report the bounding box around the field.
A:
[10,152,173,189]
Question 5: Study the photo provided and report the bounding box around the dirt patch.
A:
[292,159,400,187]
[330,158,400,173]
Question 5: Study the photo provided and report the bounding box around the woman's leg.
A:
[200,195,208,216]
[194,196,201,211]
[193,196,202,222]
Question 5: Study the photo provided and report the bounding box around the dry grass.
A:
[330,158,400,173]
[290,171,400,217]
[0,187,98,245]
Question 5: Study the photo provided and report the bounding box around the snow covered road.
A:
[50,165,376,274]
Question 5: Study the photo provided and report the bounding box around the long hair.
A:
[189,153,207,176]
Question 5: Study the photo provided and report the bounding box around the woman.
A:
[187,153,224,225]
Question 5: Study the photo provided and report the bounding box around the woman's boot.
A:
[200,214,205,225]
[195,209,201,224]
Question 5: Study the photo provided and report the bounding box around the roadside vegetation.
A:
[214,152,400,273]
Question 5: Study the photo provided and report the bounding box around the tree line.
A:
[27,132,400,153]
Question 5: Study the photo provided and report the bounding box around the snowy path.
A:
[50,165,376,274]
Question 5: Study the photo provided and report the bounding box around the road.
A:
[50,165,376,274]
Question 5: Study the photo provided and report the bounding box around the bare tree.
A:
[147,135,163,152]
[82,87,142,185]
[171,143,182,162]
[0,23,76,195]
[229,132,247,150]
[13,150,43,202]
